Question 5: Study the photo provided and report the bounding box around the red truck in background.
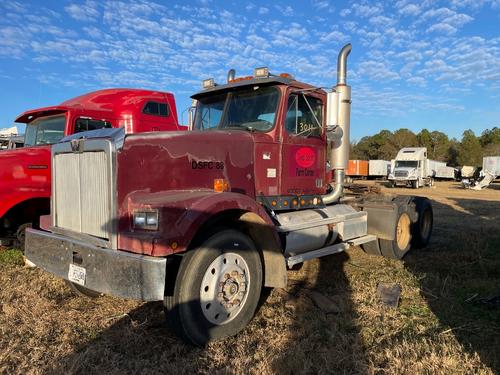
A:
[0,88,184,247]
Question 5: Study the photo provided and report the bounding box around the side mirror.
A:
[326,125,343,149]
[187,99,197,130]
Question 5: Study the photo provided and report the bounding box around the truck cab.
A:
[26,45,434,346]
[0,88,183,246]
[388,147,432,189]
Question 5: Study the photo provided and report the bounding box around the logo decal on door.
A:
[295,147,316,168]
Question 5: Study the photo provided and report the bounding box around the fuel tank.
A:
[276,204,367,256]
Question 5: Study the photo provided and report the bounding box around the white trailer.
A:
[369,160,391,178]
[461,165,476,178]
[388,147,435,189]
[428,160,446,176]
[435,166,456,180]
[483,156,500,175]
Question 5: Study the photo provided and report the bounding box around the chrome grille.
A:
[394,170,408,178]
[54,151,111,239]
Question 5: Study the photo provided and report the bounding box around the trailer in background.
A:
[461,165,476,178]
[346,160,369,179]
[435,166,456,180]
[483,156,500,176]
[369,160,391,179]
[428,160,447,177]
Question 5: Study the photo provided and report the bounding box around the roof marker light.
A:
[202,78,215,89]
[254,67,269,78]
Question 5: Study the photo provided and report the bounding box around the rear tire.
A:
[411,197,433,248]
[164,229,262,346]
[379,203,413,259]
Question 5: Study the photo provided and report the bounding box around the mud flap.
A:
[361,197,417,241]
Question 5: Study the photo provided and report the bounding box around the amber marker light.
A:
[214,179,229,192]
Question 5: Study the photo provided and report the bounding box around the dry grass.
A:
[0,180,499,374]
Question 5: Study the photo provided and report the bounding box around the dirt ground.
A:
[1,180,499,374]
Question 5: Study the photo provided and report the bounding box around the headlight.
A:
[133,210,159,230]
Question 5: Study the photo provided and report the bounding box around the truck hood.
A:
[116,129,258,198]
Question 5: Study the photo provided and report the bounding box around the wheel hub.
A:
[200,253,250,325]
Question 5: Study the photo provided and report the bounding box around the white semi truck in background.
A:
[388,147,445,189]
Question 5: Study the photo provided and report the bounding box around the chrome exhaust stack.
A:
[227,69,236,82]
[323,43,352,204]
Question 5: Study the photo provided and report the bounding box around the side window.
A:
[143,101,169,117]
[74,118,112,133]
[198,105,223,129]
[285,95,323,137]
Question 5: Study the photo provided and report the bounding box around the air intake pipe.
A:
[322,43,352,205]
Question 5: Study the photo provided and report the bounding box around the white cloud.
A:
[320,30,349,43]
[398,4,421,16]
[258,7,269,15]
[352,3,383,18]
[65,1,99,22]
[312,0,330,10]
[406,76,426,86]
[275,5,294,16]
[339,9,351,17]
[369,15,396,27]
[357,60,400,80]
[427,22,458,34]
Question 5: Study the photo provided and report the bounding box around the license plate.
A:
[68,263,86,286]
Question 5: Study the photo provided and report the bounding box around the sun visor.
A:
[15,107,68,124]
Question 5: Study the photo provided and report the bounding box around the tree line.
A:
[350,127,500,167]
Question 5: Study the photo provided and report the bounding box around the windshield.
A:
[194,86,279,132]
[24,115,66,146]
[395,160,418,168]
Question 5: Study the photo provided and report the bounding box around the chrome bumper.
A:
[25,228,166,301]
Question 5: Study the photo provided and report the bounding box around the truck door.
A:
[280,92,326,198]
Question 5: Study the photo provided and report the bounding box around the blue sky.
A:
[0,0,499,141]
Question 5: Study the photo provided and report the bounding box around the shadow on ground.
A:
[403,196,500,372]
[27,193,500,374]
[48,244,367,374]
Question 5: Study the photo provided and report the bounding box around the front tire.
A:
[16,223,32,252]
[165,229,263,346]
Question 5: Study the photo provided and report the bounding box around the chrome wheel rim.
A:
[200,253,250,325]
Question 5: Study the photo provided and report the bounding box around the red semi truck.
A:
[0,88,184,247]
[26,45,433,345]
